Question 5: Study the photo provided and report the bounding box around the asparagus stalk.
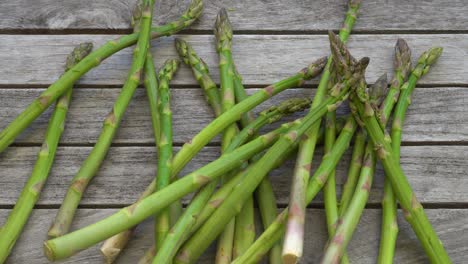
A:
[152,118,299,264]
[232,116,359,264]
[175,38,222,116]
[43,119,294,260]
[335,39,449,262]
[321,72,389,264]
[338,129,366,215]
[214,9,239,263]
[47,0,156,238]
[232,50,369,264]
[99,51,161,264]
[155,59,179,249]
[282,1,361,262]
[0,43,92,263]
[377,39,412,264]
[174,75,353,264]
[0,0,203,154]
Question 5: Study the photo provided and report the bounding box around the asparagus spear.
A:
[0,43,92,263]
[43,120,295,260]
[0,0,203,154]
[232,53,370,264]
[175,38,222,116]
[337,41,449,262]
[174,73,354,264]
[152,117,300,264]
[214,9,239,263]
[100,52,161,264]
[47,0,156,238]
[103,56,326,255]
[321,71,389,264]
[377,38,412,264]
[283,1,361,262]
[338,129,366,215]
[155,59,179,249]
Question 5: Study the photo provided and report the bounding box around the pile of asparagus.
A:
[0,0,450,263]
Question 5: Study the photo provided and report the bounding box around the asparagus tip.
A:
[65,42,93,71]
[214,7,233,47]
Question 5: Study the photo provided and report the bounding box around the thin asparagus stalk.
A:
[378,38,412,264]
[0,43,92,263]
[99,51,160,264]
[44,120,293,260]
[155,59,179,249]
[47,0,156,238]
[338,129,366,215]
[0,0,203,154]
[214,9,239,263]
[282,1,361,262]
[175,38,222,117]
[114,56,325,262]
[174,76,353,264]
[321,72,389,264]
[151,119,298,264]
[232,52,370,264]
[231,117,358,264]
[332,36,449,262]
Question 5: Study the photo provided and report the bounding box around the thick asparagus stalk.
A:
[43,120,293,260]
[47,0,156,238]
[174,76,353,264]
[0,43,92,263]
[155,59,179,249]
[377,38,412,264]
[214,9,239,263]
[282,1,361,262]
[100,51,160,264]
[0,0,203,154]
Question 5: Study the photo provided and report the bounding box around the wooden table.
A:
[0,0,467,263]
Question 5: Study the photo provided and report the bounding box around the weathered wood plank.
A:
[0,0,467,32]
[0,145,467,205]
[1,87,466,144]
[2,209,466,263]
[0,34,465,86]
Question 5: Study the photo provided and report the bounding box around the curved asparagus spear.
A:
[47,0,156,238]
[155,59,179,248]
[174,76,353,264]
[214,9,239,263]
[0,43,92,263]
[0,0,203,154]
[282,1,361,262]
[377,38,412,264]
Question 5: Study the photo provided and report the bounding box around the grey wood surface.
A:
[0,0,467,32]
[1,87,467,145]
[0,0,466,263]
[0,34,466,86]
[2,209,467,263]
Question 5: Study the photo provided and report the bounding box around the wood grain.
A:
[1,88,466,145]
[0,34,465,86]
[0,0,466,32]
[2,208,466,263]
[0,145,466,206]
